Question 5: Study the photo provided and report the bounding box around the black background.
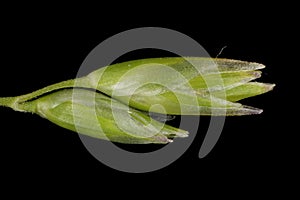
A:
[0,3,295,196]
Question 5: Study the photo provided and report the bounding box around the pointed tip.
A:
[213,59,267,72]
[257,109,263,114]
[267,83,276,91]
[251,62,265,70]
[175,130,189,138]
[257,82,276,93]
[224,105,263,116]
[242,106,263,115]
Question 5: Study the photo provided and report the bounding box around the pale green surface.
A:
[0,57,275,144]
[33,89,187,143]
[87,57,273,115]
